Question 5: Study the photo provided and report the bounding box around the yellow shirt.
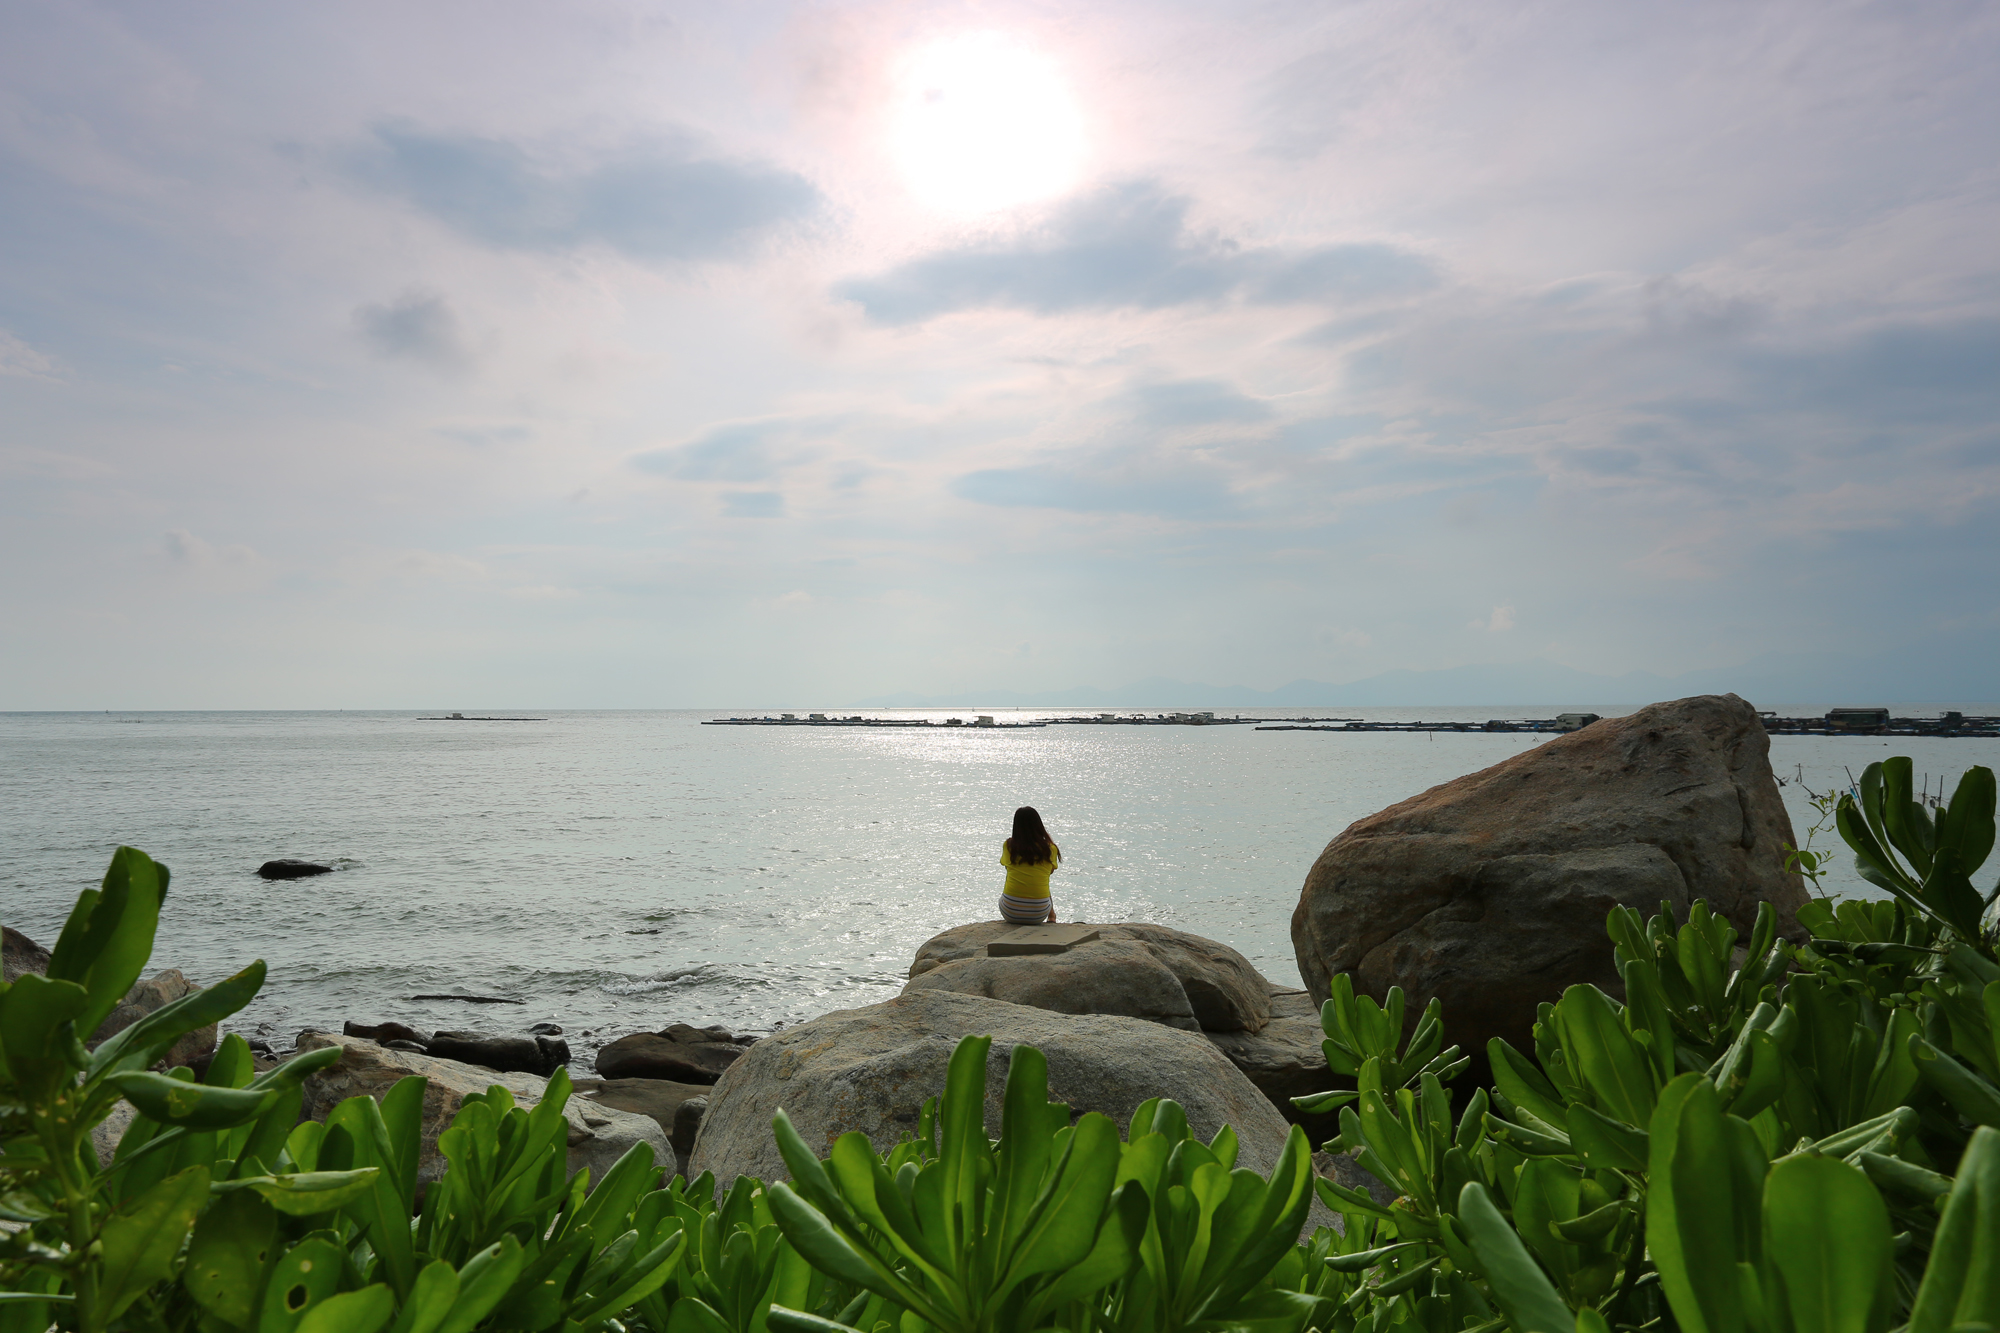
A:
[1000,841,1061,900]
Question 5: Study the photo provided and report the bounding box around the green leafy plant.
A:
[1836,758,1997,956]
[2,847,687,1332]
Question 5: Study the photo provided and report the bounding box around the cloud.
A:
[833,181,1436,324]
[952,449,1239,518]
[629,415,844,482]
[1470,605,1517,633]
[0,329,61,380]
[353,125,819,262]
[354,288,470,372]
[721,490,785,517]
[1123,379,1274,429]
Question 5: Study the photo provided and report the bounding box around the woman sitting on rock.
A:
[999,805,1061,924]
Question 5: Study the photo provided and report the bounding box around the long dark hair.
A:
[1006,806,1054,866]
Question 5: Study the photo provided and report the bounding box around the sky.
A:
[2,0,1997,707]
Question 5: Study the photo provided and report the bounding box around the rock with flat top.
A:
[294,1030,670,1187]
[427,1031,570,1077]
[1291,693,1808,1070]
[905,922,1271,1033]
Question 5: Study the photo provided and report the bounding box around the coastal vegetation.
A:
[3,757,1998,1332]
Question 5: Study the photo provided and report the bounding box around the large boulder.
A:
[595,1024,751,1084]
[258,859,333,880]
[688,990,1299,1190]
[295,1031,673,1186]
[905,922,1271,1033]
[1291,693,1808,1068]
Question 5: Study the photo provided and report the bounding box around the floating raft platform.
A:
[1259,715,1600,734]
[705,714,1046,728]
[1259,709,2000,737]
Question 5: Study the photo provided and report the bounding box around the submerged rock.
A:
[1291,692,1809,1071]
[258,859,334,880]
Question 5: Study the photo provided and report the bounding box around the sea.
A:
[5,705,1997,1073]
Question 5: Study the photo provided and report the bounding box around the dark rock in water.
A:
[3,925,52,984]
[595,1028,747,1084]
[1291,692,1810,1075]
[345,1019,431,1047]
[258,859,333,880]
[426,1031,569,1077]
[385,1039,429,1053]
[531,1021,565,1037]
[673,1096,708,1172]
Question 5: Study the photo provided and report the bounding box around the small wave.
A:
[598,963,774,997]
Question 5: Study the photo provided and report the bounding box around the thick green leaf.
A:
[765,1180,944,1327]
[1907,1124,2000,1333]
[98,1164,210,1321]
[385,1261,459,1333]
[1648,1075,1749,1333]
[434,1237,526,1333]
[0,973,88,1089]
[767,1310,867,1333]
[112,1068,278,1130]
[296,1286,395,1333]
[258,1237,347,1332]
[1762,1155,1892,1333]
[1489,1039,1572,1130]
[567,1231,687,1326]
[1564,1103,1648,1172]
[67,846,170,1035]
[1911,1035,2000,1127]
[1457,1182,1573,1333]
[1555,984,1658,1125]
[183,1186,280,1326]
[224,1168,383,1216]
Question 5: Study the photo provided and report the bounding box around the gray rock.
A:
[1291,693,1809,1071]
[905,922,1271,1033]
[295,1030,670,1188]
[689,990,1306,1191]
[427,1031,570,1077]
[93,970,216,1072]
[1205,986,1339,1131]
[572,1078,710,1175]
[673,1096,709,1175]
[3,926,51,984]
[91,1099,140,1168]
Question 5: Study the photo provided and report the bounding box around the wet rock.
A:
[905,922,1271,1033]
[531,1022,565,1037]
[426,1031,570,1077]
[295,1030,668,1188]
[258,859,333,880]
[345,1019,431,1046]
[1291,693,1809,1072]
[595,1028,747,1084]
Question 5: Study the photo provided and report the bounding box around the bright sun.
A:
[891,33,1086,214]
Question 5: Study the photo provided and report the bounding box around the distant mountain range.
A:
[855,655,1998,710]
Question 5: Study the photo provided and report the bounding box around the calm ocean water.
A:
[5,706,1996,1073]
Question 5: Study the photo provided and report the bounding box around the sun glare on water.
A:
[891,32,1086,215]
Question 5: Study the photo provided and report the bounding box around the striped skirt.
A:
[999,891,1054,924]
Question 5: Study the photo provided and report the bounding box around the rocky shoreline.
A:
[11,694,1810,1205]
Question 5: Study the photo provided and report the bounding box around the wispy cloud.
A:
[834,180,1436,324]
[351,125,820,262]
[354,288,471,373]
